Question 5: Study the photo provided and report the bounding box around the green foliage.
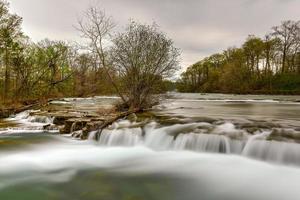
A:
[272,74,300,91]
[178,20,300,94]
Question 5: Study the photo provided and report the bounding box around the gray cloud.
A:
[8,0,300,69]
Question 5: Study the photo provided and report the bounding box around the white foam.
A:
[1,143,300,200]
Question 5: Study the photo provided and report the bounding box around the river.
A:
[0,93,300,200]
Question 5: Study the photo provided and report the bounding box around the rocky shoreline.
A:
[19,97,139,140]
[38,111,118,140]
[0,97,122,139]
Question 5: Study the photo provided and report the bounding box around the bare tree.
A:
[76,6,127,104]
[111,21,180,109]
[272,20,300,73]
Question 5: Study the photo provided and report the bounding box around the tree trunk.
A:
[4,49,10,101]
[282,46,287,73]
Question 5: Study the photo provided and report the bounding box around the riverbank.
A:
[0,97,137,139]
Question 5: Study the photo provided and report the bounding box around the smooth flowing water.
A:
[1,93,300,200]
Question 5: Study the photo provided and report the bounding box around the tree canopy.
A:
[111,21,180,109]
[178,20,300,94]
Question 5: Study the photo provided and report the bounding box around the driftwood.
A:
[95,108,141,140]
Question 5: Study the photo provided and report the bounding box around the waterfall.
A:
[95,121,244,154]
[92,120,300,166]
[173,133,231,153]
[99,128,142,146]
[11,110,31,120]
[242,131,271,154]
[70,121,77,133]
[243,139,300,166]
[28,115,54,124]
[8,110,54,124]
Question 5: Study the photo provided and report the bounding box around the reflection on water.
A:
[0,93,300,200]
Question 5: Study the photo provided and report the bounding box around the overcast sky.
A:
[8,0,300,69]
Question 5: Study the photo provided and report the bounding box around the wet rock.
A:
[60,118,91,134]
[240,122,281,130]
[71,130,83,139]
[90,117,106,122]
[245,127,261,134]
[84,114,100,118]
[268,128,300,142]
[83,121,103,134]
[43,124,58,131]
[53,116,71,125]
[43,124,51,130]
[53,114,81,125]
[195,117,218,124]
[155,116,187,125]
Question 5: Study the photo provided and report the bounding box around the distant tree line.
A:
[0,1,179,109]
[177,20,300,94]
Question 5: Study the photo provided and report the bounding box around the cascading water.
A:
[27,115,54,124]
[93,119,300,166]
[99,127,142,146]
[70,121,78,133]
[8,110,54,125]
[243,139,300,165]
[4,109,300,167]
[173,133,233,153]
[1,110,57,134]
